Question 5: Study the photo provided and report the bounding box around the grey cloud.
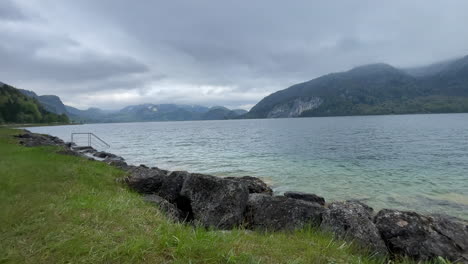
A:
[0,31,149,83]
[0,0,25,21]
[3,0,468,109]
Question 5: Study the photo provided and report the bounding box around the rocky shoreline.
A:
[15,130,468,263]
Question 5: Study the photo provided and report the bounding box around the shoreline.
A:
[17,126,468,222]
[25,120,468,221]
[13,128,468,263]
[8,112,467,127]
[0,127,419,263]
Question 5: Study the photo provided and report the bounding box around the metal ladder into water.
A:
[71,133,110,149]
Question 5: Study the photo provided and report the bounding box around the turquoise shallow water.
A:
[27,113,468,219]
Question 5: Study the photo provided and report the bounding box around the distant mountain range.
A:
[64,103,247,123]
[1,85,247,123]
[3,54,468,124]
[246,55,468,118]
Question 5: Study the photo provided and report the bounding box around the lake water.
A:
[27,114,468,219]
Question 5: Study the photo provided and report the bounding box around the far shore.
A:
[0,122,82,128]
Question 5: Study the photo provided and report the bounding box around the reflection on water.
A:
[27,113,468,219]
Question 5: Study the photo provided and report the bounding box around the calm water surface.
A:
[27,114,468,219]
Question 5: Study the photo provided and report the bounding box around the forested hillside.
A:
[0,83,69,124]
[246,55,468,118]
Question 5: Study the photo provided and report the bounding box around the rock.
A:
[267,97,323,118]
[244,194,324,231]
[225,176,273,194]
[430,213,468,226]
[104,159,129,170]
[103,155,125,162]
[72,146,92,151]
[124,166,168,194]
[180,173,249,229]
[57,148,82,157]
[93,151,123,160]
[15,132,32,138]
[158,171,189,204]
[124,167,187,207]
[143,194,183,221]
[15,131,65,147]
[284,191,325,206]
[346,199,374,211]
[72,146,97,154]
[375,209,468,262]
[431,215,468,263]
[321,201,387,254]
[64,142,76,148]
[159,171,192,220]
[93,151,109,158]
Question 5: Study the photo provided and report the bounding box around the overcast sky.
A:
[1,0,468,110]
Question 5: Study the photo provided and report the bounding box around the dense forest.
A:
[0,84,69,124]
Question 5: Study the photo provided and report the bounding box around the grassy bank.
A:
[0,128,425,264]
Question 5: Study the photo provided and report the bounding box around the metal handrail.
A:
[71,133,110,149]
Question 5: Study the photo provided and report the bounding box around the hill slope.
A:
[0,83,69,124]
[246,56,468,118]
[19,89,68,115]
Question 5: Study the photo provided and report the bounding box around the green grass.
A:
[0,128,434,263]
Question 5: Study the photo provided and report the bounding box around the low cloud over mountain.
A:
[2,0,468,110]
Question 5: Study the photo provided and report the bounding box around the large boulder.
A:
[143,194,184,222]
[321,201,387,254]
[244,194,324,231]
[375,209,468,262]
[104,158,130,170]
[158,171,190,204]
[284,191,325,206]
[180,173,249,229]
[124,166,168,194]
[225,176,273,194]
[124,167,187,204]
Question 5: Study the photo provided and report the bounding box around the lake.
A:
[27,113,468,219]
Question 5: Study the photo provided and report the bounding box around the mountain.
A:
[67,103,245,123]
[246,56,468,118]
[13,87,244,123]
[178,105,211,113]
[18,89,68,115]
[0,83,69,124]
[112,103,203,122]
[64,106,110,123]
[421,55,468,97]
[201,106,247,120]
[231,109,248,115]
